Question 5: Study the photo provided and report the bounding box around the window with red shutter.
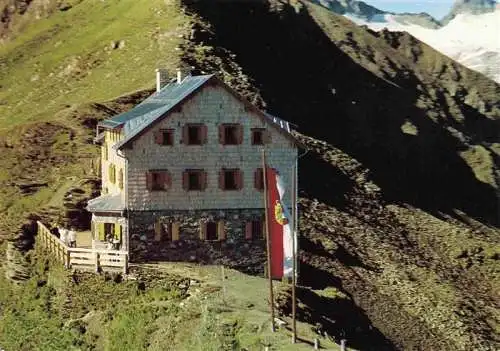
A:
[185,169,204,190]
[221,168,240,190]
[158,129,174,146]
[148,170,171,191]
[185,124,204,145]
[220,124,241,145]
[251,128,266,145]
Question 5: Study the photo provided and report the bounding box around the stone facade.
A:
[127,209,272,275]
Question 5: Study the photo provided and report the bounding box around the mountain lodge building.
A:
[86,71,298,264]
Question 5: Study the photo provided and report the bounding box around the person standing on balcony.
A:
[68,228,77,248]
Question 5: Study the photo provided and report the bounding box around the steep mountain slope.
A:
[0,0,498,350]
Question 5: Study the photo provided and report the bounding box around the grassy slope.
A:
[0,0,185,128]
[0,0,186,237]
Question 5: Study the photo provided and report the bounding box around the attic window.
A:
[155,129,174,146]
[251,128,268,145]
[219,124,242,145]
[184,124,207,145]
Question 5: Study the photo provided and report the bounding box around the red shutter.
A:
[219,125,225,145]
[201,171,207,191]
[164,171,172,188]
[182,125,188,144]
[219,169,225,190]
[154,131,163,145]
[245,222,252,240]
[237,169,243,190]
[182,171,189,190]
[202,124,208,144]
[146,172,153,191]
[238,124,243,144]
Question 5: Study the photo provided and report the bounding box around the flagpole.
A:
[262,148,275,332]
[291,162,297,343]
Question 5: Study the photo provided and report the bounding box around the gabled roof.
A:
[98,74,299,150]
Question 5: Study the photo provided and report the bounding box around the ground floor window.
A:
[155,220,172,242]
[200,220,225,241]
[245,219,263,239]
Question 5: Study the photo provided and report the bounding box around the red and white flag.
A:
[266,167,295,279]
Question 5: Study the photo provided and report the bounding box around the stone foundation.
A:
[128,209,266,275]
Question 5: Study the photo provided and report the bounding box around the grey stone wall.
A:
[128,209,267,275]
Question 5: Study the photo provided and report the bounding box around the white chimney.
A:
[156,68,168,92]
[177,68,182,84]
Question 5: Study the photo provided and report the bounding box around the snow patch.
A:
[344,10,500,83]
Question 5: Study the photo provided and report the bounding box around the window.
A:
[108,164,116,184]
[155,129,174,146]
[201,220,225,241]
[118,168,124,189]
[254,168,264,190]
[245,220,263,239]
[183,169,207,191]
[183,124,207,145]
[219,124,242,145]
[252,128,268,145]
[219,169,243,190]
[154,220,172,242]
[206,221,218,240]
[146,170,171,191]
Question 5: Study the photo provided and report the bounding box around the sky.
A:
[362,0,455,20]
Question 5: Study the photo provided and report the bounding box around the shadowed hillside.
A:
[183,0,499,226]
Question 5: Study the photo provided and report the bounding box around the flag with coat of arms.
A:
[265,167,296,279]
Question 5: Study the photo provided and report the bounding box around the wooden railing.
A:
[37,221,128,274]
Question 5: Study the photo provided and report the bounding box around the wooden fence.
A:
[37,221,128,274]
